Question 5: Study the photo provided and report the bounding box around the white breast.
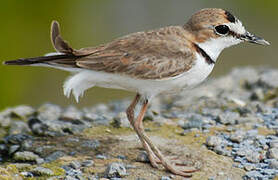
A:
[63,53,214,102]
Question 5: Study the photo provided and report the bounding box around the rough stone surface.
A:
[136,151,149,163]
[0,67,278,179]
[32,166,54,176]
[206,136,223,147]
[105,162,127,178]
[13,151,40,162]
[45,151,65,162]
[268,148,278,160]
[112,112,130,128]
[37,103,62,121]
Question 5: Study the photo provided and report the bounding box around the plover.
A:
[4,8,269,177]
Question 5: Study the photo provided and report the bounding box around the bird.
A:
[4,8,269,177]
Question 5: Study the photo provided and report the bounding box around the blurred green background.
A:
[0,0,277,110]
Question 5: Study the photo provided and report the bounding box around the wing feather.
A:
[76,26,195,79]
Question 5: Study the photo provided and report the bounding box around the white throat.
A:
[197,36,242,61]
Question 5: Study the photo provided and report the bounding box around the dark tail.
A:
[4,54,77,66]
[3,20,92,67]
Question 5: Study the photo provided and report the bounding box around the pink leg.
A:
[126,94,159,168]
[133,99,196,177]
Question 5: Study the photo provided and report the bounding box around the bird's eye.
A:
[215,25,230,35]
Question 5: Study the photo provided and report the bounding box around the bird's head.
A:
[184,8,270,61]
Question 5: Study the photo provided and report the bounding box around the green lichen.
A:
[0,165,23,180]
[41,161,65,176]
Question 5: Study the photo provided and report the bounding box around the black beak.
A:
[241,32,270,46]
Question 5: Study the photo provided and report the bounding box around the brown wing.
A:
[76,27,195,79]
[49,21,195,79]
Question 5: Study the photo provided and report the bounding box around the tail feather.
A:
[51,20,74,54]
[3,54,77,66]
[3,20,92,67]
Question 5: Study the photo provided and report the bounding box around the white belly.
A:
[63,54,214,102]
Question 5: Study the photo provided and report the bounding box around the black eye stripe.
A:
[225,11,236,23]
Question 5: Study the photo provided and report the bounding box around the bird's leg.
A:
[126,94,159,168]
[133,99,195,177]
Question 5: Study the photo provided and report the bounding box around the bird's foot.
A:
[160,157,200,177]
[147,154,200,177]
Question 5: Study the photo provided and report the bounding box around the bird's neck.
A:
[196,36,242,62]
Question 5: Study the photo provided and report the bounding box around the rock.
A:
[136,151,149,163]
[40,117,89,135]
[214,145,230,156]
[260,168,276,176]
[269,141,278,148]
[83,111,99,121]
[35,158,44,164]
[96,154,107,160]
[250,88,264,101]
[259,70,278,88]
[202,108,222,119]
[236,147,252,157]
[125,164,136,169]
[66,137,80,143]
[20,171,33,177]
[83,110,111,125]
[112,112,130,128]
[12,105,35,118]
[206,136,223,147]
[13,151,40,162]
[81,160,94,167]
[12,163,32,169]
[217,111,239,125]
[9,145,20,155]
[32,166,54,176]
[243,163,256,171]
[178,113,204,130]
[4,134,32,145]
[61,106,83,120]
[37,103,62,121]
[64,168,83,179]
[245,151,261,163]
[112,112,131,128]
[70,160,81,169]
[28,118,50,136]
[45,151,65,162]
[230,130,246,143]
[244,171,264,179]
[61,165,71,172]
[81,140,100,149]
[105,162,127,178]
[64,176,77,180]
[9,121,31,135]
[161,176,171,180]
[269,159,278,169]
[268,148,278,159]
[21,139,33,151]
[233,67,260,86]
[0,144,8,154]
[0,116,11,128]
[117,155,127,160]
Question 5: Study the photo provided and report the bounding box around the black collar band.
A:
[193,43,215,65]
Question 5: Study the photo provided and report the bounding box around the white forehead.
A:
[226,20,246,35]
